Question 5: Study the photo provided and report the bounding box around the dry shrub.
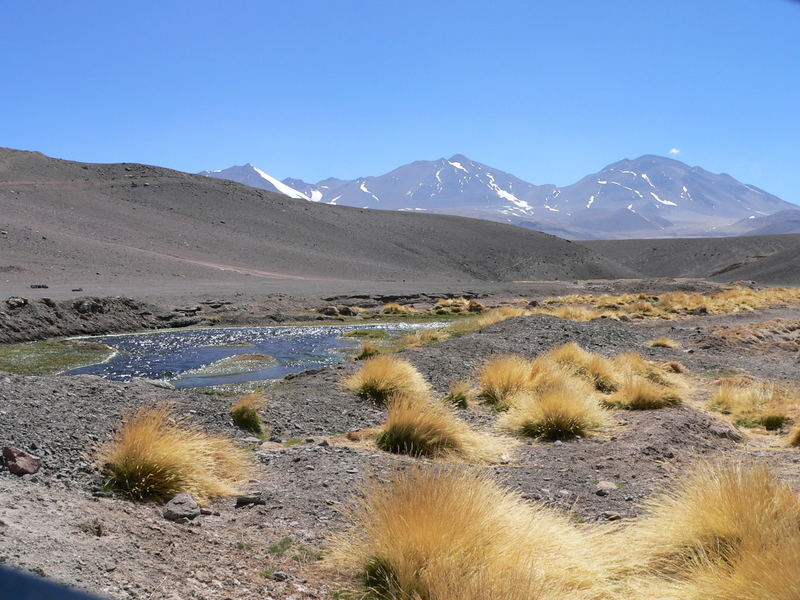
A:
[230,392,266,434]
[615,461,800,600]
[649,337,681,349]
[355,340,382,360]
[382,302,415,315]
[345,355,430,403]
[549,305,606,321]
[376,394,508,462]
[444,380,473,408]
[500,380,605,440]
[542,343,620,392]
[478,354,534,407]
[666,361,685,373]
[605,375,682,410]
[710,377,797,430]
[99,405,251,502]
[329,466,608,600]
[466,298,485,312]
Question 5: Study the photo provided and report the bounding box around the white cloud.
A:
[669,148,681,155]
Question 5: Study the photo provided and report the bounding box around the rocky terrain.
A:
[2,291,800,599]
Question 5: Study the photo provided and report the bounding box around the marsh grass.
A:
[648,337,681,349]
[99,405,251,502]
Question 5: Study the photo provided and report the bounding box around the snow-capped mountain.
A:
[199,164,312,200]
[200,155,796,239]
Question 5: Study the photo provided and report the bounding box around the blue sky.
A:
[2,1,799,203]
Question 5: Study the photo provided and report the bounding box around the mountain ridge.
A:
[200,154,796,239]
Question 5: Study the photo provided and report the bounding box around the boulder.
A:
[5,297,28,309]
[2,446,42,475]
[317,306,339,316]
[163,493,201,521]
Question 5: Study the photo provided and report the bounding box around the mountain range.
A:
[200,155,798,240]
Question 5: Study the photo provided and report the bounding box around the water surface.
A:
[66,322,444,388]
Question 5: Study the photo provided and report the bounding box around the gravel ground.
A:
[2,302,800,599]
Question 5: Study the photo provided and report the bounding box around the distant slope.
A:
[583,234,800,282]
[726,209,800,236]
[0,148,633,287]
[202,154,796,240]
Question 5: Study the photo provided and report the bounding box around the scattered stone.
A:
[6,297,29,309]
[271,570,290,582]
[601,511,622,521]
[709,423,743,442]
[163,493,201,521]
[235,495,266,508]
[596,480,618,492]
[553,440,563,446]
[2,446,42,475]
[317,440,330,447]
[71,288,83,292]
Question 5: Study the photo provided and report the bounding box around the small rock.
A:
[5,297,28,309]
[318,440,330,447]
[601,511,622,521]
[338,306,358,316]
[317,306,339,316]
[553,440,563,446]
[2,446,42,475]
[596,480,618,492]
[271,570,290,582]
[235,495,266,507]
[163,493,201,521]
[30,284,49,289]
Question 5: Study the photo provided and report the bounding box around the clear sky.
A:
[2,1,798,203]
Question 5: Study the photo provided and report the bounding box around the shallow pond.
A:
[66,322,445,389]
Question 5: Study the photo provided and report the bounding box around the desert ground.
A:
[3,149,800,599]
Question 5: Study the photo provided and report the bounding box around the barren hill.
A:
[0,148,632,292]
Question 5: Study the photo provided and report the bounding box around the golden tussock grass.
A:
[648,336,681,349]
[613,461,800,600]
[604,375,683,410]
[447,306,530,337]
[381,302,415,315]
[99,404,252,503]
[376,394,509,462]
[355,339,382,360]
[789,423,800,446]
[710,377,798,430]
[435,296,485,313]
[397,327,449,348]
[499,380,606,440]
[541,343,620,392]
[443,380,474,408]
[345,355,430,403]
[230,392,266,435]
[328,466,609,600]
[537,286,800,320]
[478,354,535,407]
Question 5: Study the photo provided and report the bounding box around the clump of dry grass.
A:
[499,380,605,440]
[444,380,474,408]
[329,466,609,600]
[397,327,449,348]
[541,343,620,392]
[376,394,508,461]
[710,377,797,430]
[230,392,266,435]
[614,461,800,599]
[382,302,415,315]
[447,306,529,337]
[789,423,800,446]
[648,336,681,349]
[604,375,682,410]
[355,340,382,360]
[99,405,252,503]
[478,354,534,407]
[345,355,430,403]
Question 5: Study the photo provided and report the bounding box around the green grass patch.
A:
[268,536,293,557]
[283,437,304,447]
[0,339,114,375]
[343,329,389,339]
